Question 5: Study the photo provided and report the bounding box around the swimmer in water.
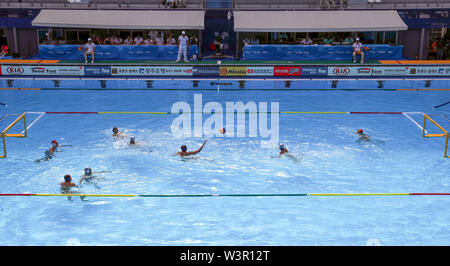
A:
[79,167,104,189]
[34,140,59,163]
[112,127,126,138]
[356,129,370,141]
[51,139,71,149]
[174,140,207,157]
[273,143,300,162]
[60,174,85,201]
[278,143,288,156]
[127,136,153,151]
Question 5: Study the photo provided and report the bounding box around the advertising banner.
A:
[327,66,372,77]
[0,65,84,76]
[193,66,220,77]
[84,66,112,76]
[220,67,247,76]
[274,66,301,77]
[405,66,450,76]
[111,66,193,76]
[371,66,407,76]
[38,45,199,61]
[243,45,403,61]
[246,67,274,76]
[300,67,328,77]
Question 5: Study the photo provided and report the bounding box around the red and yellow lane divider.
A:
[1,193,450,198]
[0,59,60,64]
[41,111,409,115]
[379,60,450,65]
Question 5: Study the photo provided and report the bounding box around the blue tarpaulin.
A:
[38,45,199,60]
[242,45,404,61]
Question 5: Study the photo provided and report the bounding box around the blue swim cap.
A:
[84,168,92,175]
[279,143,285,150]
[64,174,71,182]
[181,145,187,152]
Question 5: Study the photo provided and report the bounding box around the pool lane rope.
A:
[42,111,408,115]
[1,193,450,198]
[433,100,450,109]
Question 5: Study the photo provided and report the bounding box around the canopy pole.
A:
[419,28,425,60]
[198,29,202,59]
[236,31,239,59]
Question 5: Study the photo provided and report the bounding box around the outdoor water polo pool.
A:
[1,79,450,245]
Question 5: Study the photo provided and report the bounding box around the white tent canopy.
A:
[234,10,407,32]
[32,9,205,30]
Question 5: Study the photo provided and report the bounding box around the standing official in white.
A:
[176,31,190,63]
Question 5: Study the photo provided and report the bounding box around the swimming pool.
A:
[1,79,449,245]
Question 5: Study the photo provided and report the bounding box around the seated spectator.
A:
[103,36,113,45]
[176,0,186,7]
[352,37,364,64]
[0,44,8,57]
[123,36,134,45]
[163,0,175,8]
[189,35,199,45]
[242,36,250,46]
[250,36,259,45]
[214,37,223,55]
[112,36,123,45]
[323,35,333,45]
[134,35,144,45]
[148,30,158,40]
[143,37,154,45]
[220,32,229,41]
[93,36,102,45]
[343,35,354,44]
[155,34,165,45]
[301,36,313,45]
[279,32,288,43]
[429,39,438,60]
[166,35,176,45]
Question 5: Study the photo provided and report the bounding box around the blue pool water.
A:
[1,79,450,245]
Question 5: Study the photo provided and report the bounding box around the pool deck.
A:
[1,59,450,65]
[0,59,449,79]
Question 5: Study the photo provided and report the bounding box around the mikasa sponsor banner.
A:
[1,65,84,76]
[111,66,193,76]
[327,66,373,76]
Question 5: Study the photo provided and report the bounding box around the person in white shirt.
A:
[113,36,122,45]
[352,37,364,64]
[176,31,189,63]
[148,30,158,40]
[123,36,133,45]
[301,36,313,45]
[165,0,174,8]
[176,0,186,7]
[155,35,164,45]
[134,35,143,45]
[84,38,96,63]
[143,37,154,45]
[166,35,176,45]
